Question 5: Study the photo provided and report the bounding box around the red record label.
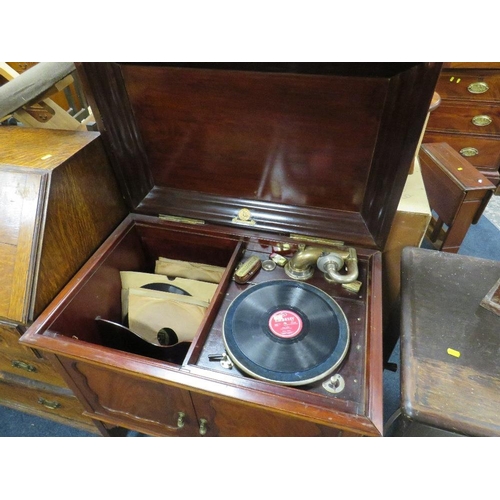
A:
[268,310,303,339]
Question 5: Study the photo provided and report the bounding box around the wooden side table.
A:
[419,142,495,253]
[385,247,500,437]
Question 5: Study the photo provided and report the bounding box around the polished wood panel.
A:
[78,62,441,250]
[58,357,197,436]
[434,70,500,102]
[75,63,154,210]
[427,101,500,136]
[121,65,384,212]
[190,392,355,437]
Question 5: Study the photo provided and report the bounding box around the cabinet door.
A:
[58,357,198,436]
[190,392,358,437]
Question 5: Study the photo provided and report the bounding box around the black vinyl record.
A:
[223,280,349,386]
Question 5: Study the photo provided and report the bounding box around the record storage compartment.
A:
[20,62,442,436]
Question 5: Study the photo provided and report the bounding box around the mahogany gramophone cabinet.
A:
[20,63,441,436]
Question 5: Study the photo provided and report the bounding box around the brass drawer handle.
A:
[38,397,61,410]
[12,360,37,372]
[472,115,492,127]
[468,82,489,94]
[177,411,186,429]
[199,418,208,436]
[460,147,479,157]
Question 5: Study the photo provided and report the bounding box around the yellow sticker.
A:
[447,348,461,358]
[457,167,463,171]
[456,78,461,83]
[450,77,455,82]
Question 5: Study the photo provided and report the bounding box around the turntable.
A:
[20,63,441,437]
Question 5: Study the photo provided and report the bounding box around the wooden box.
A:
[0,127,127,431]
[19,63,441,437]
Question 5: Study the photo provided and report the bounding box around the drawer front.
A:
[0,348,68,387]
[58,357,198,436]
[0,377,96,431]
[427,102,500,136]
[423,132,500,172]
[436,72,500,102]
[0,323,69,387]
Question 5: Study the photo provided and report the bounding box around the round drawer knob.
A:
[460,147,479,157]
[472,115,492,127]
[468,82,489,94]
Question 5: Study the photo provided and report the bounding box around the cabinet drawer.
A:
[427,102,500,136]
[0,376,96,431]
[0,348,67,387]
[58,356,197,436]
[436,72,500,102]
[423,132,500,172]
[0,323,69,387]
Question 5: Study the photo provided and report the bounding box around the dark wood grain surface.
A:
[78,62,441,250]
[427,101,500,136]
[400,247,500,436]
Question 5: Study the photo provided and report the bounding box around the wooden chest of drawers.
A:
[0,127,127,432]
[424,62,500,192]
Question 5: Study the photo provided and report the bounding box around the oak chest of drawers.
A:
[19,63,440,437]
[424,62,500,192]
[0,127,126,432]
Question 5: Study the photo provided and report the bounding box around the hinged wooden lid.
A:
[79,62,441,249]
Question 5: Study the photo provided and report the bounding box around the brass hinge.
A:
[159,214,206,225]
[289,234,344,247]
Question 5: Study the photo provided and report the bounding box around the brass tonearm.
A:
[284,245,359,284]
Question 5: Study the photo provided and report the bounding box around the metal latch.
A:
[232,208,256,226]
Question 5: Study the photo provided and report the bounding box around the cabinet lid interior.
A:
[80,62,441,249]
